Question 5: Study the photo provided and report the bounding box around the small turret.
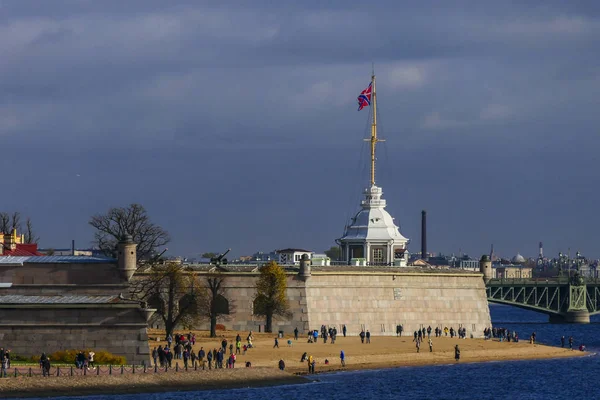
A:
[298,253,311,280]
[479,254,493,283]
[117,234,137,281]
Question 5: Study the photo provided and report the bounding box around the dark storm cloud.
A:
[1,1,599,260]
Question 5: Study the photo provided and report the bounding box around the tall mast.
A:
[367,71,383,186]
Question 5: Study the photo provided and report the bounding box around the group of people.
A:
[73,350,96,369]
[560,335,578,350]
[0,348,10,378]
[484,327,521,342]
[299,350,344,373]
[306,325,340,344]
[153,331,256,370]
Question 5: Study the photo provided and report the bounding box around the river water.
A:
[21,305,600,400]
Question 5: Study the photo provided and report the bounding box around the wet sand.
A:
[0,331,587,398]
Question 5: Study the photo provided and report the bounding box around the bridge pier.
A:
[549,310,590,324]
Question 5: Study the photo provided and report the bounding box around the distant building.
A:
[276,248,313,265]
[493,253,533,278]
[0,229,42,256]
[453,255,479,271]
[38,248,105,257]
[494,265,533,279]
[425,255,453,267]
[251,251,279,262]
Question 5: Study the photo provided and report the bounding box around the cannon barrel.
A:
[210,248,232,264]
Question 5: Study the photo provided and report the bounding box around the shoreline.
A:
[0,352,588,399]
[0,333,590,398]
[295,349,592,376]
[0,368,309,399]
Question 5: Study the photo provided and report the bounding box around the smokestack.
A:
[421,210,427,260]
[72,240,75,256]
[539,241,543,258]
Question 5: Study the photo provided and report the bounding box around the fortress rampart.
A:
[156,266,491,338]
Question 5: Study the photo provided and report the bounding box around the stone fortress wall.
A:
[171,265,491,339]
[304,272,491,337]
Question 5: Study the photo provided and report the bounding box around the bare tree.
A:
[24,218,40,244]
[10,212,21,232]
[131,262,203,337]
[199,273,233,337]
[0,213,9,235]
[89,203,170,260]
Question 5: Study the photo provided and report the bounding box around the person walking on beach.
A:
[340,350,345,367]
[294,327,299,340]
[42,356,51,377]
[274,337,279,348]
[454,345,460,361]
[88,351,95,369]
[360,330,365,343]
[308,355,314,373]
[152,347,158,367]
[366,330,371,344]
[429,338,433,352]
[1,355,8,377]
[206,349,213,370]
[416,338,421,353]
[561,336,565,348]
[278,359,285,371]
[569,336,574,350]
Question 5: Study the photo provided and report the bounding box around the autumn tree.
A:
[253,261,290,332]
[324,246,341,260]
[199,273,233,337]
[131,262,203,337]
[89,203,170,260]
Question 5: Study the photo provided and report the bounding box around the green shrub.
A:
[48,350,126,365]
[10,354,38,362]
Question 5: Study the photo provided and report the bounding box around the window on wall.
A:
[373,248,384,263]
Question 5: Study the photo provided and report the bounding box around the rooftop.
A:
[0,295,138,304]
[0,255,116,265]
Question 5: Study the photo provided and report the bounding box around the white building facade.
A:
[337,185,409,266]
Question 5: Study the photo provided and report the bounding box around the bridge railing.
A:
[488,277,600,285]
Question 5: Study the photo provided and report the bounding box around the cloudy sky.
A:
[1,1,599,260]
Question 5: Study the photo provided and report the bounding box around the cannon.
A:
[210,248,231,266]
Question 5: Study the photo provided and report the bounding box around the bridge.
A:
[485,274,600,323]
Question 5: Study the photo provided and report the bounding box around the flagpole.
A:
[370,72,377,186]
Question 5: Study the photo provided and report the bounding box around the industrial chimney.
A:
[539,241,543,258]
[421,210,427,260]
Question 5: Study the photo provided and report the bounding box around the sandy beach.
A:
[0,330,587,398]
[163,330,586,374]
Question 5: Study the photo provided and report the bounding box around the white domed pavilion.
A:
[336,73,409,266]
[337,185,409,265]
